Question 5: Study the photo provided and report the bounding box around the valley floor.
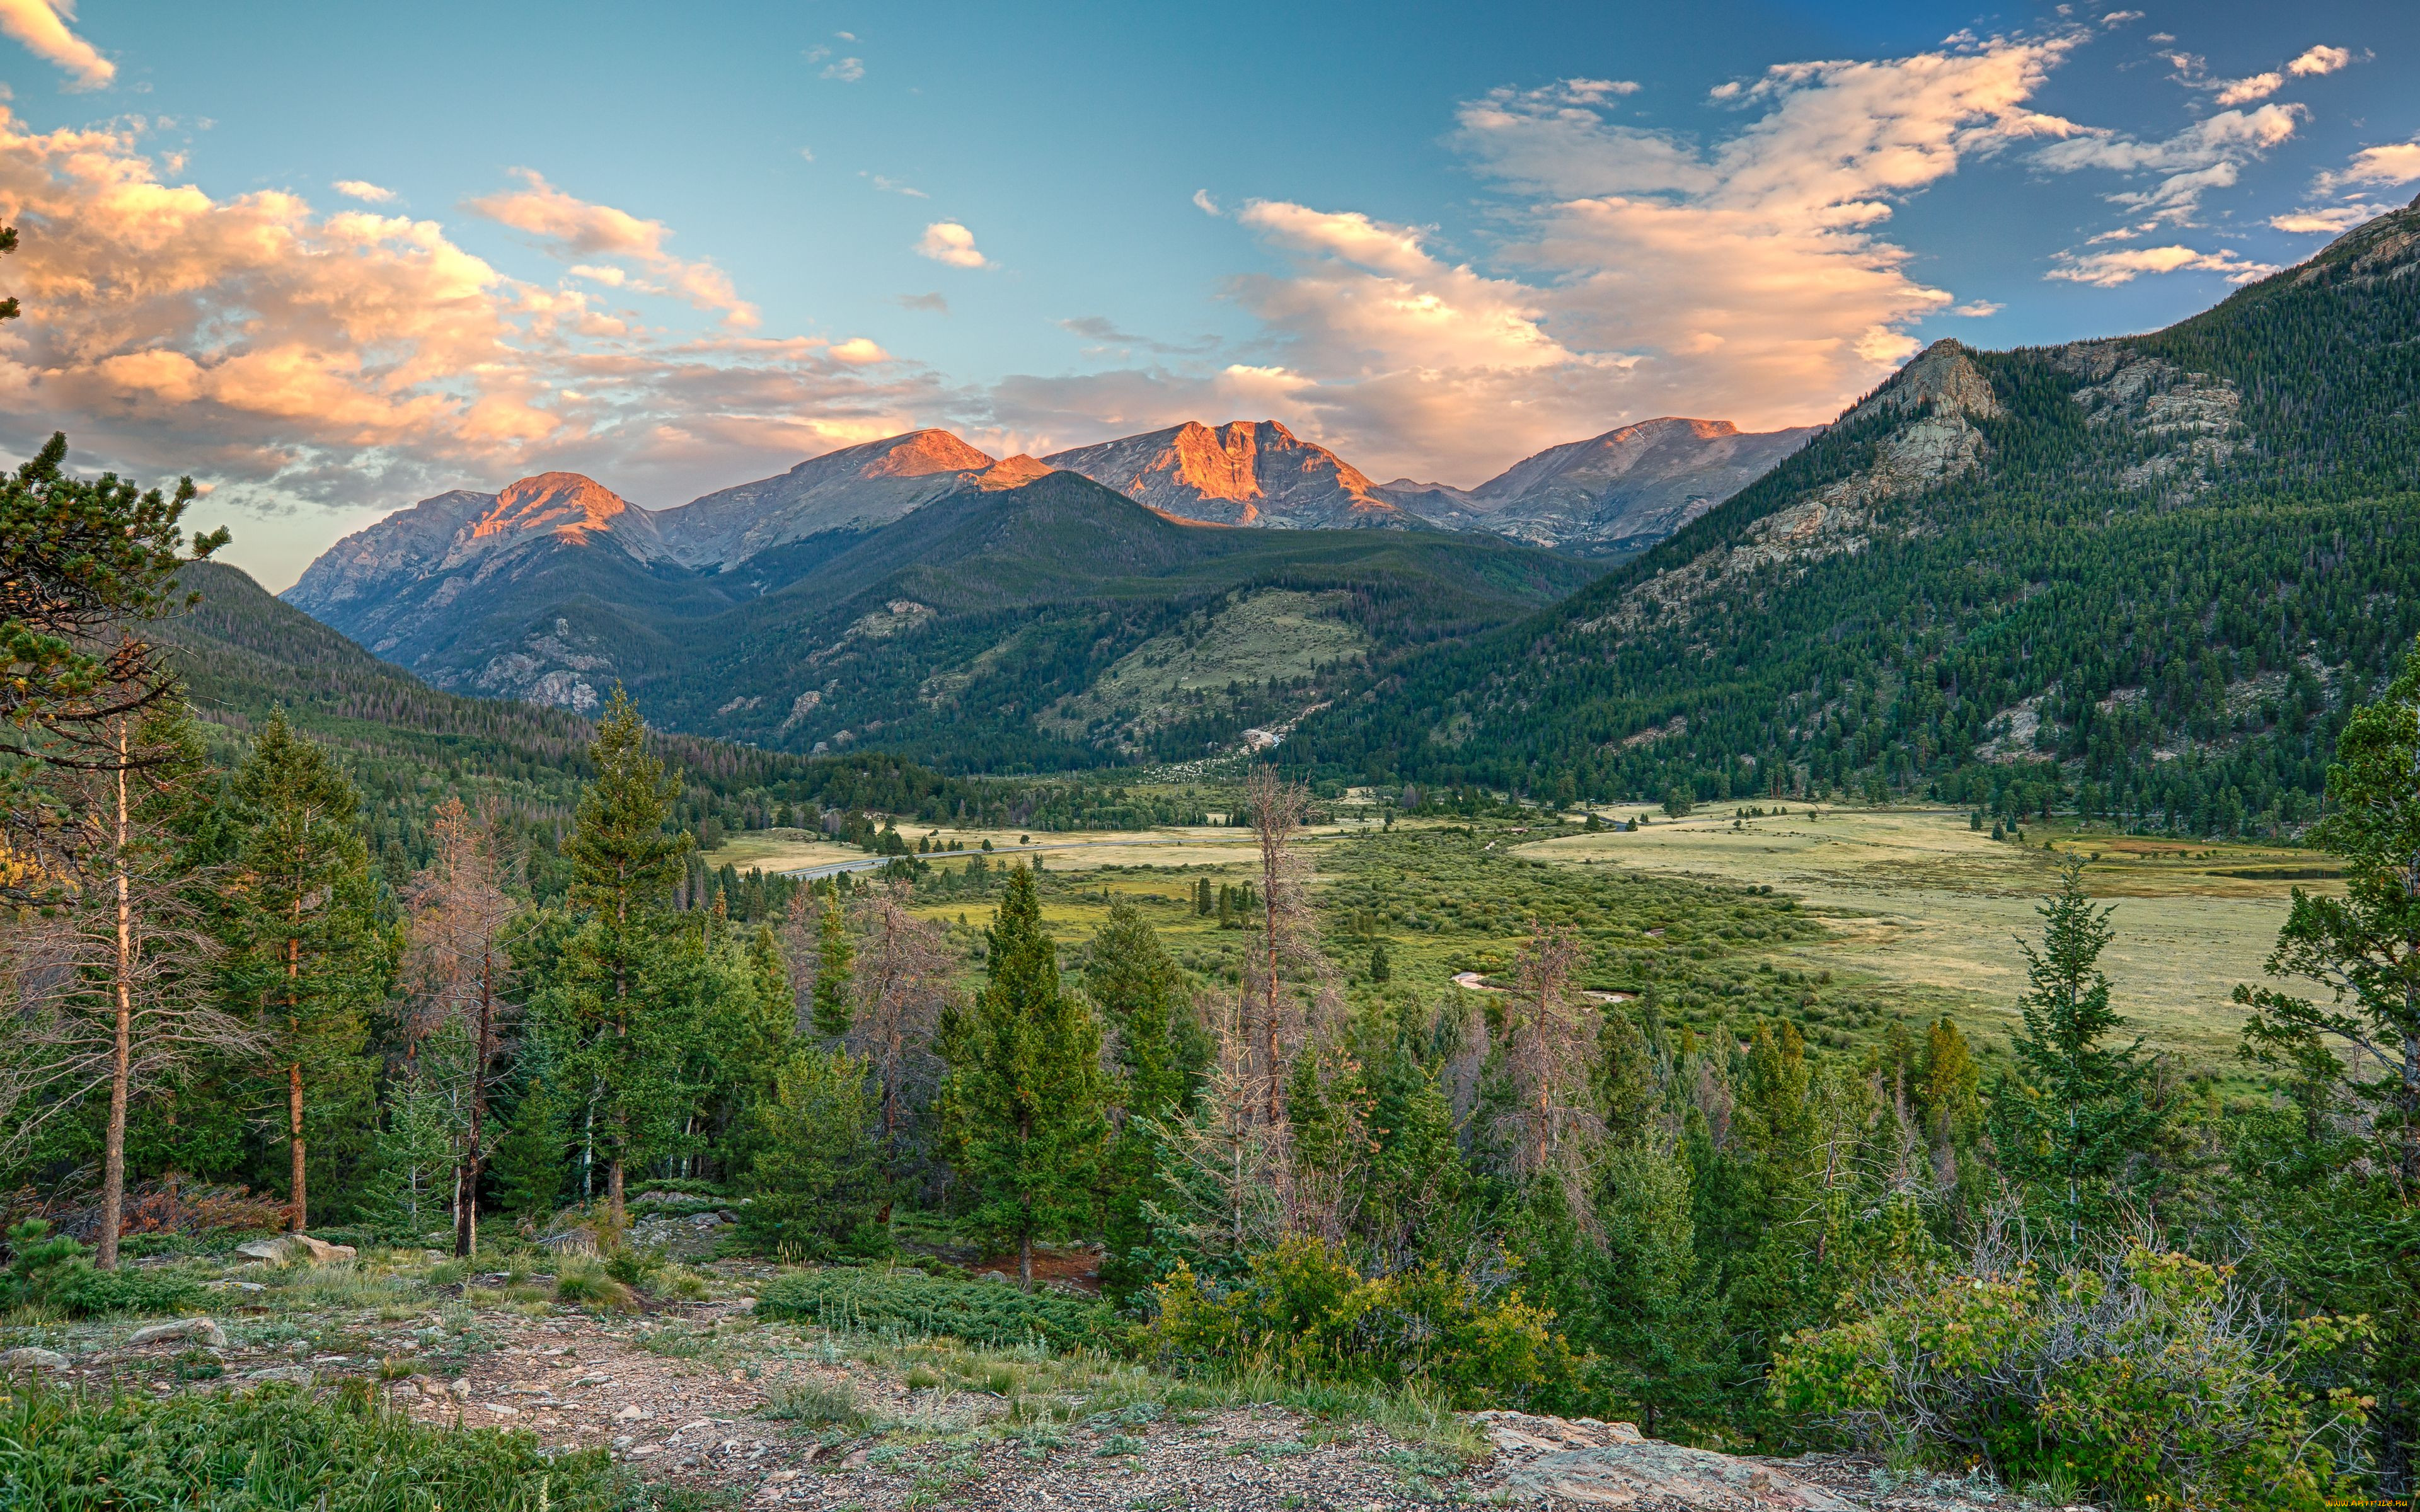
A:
[1519,805,2331,1062]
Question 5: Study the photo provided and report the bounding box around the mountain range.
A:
[270,193,2420,830]
[1294,192,2420,831]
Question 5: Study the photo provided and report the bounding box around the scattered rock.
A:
[2,1347,68,1371]
[388,1380,423,1399]
[615,1403,648,1422]
[127,1317,229,1349]
[484,1403,521,1416]
[447,1378,473,1400]
[1477,1411,1858,1510]
[243,1365,313,1385]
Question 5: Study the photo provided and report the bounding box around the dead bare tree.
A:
[1139,988,1297,1269]
[1240,766,1324,1126]
[843,882,952,1186]
[1492,924,1605,1220]
[0,740,256,1268]
[400,798,525,1257]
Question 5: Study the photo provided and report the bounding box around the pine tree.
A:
[739,1046,887,1259]
[1988,861,2160,1246]
[937,864,1107,1289]
[811,890,855,1038]
[2233,637,2420,1486]
[222,709,386,1232]
[1085,900,1201,1299]
[555,687,691,1238]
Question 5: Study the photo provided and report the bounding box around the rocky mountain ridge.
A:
[286,411,1809,628]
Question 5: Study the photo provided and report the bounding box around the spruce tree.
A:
[1085,900,1200,1299]
[1988,861,2160,1246]
[811,890,855,1038]
[556,687,691,1237]
[938,864,1107,1289]
[222,710,386,1232]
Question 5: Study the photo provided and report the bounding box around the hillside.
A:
[1294,194,2420,836]
[1040,418,1408,528]
[152,562,1190,873]
[279,468,1596,770]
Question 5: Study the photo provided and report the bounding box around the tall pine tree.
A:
[811,890,855,1038]
[555,687,690,1238]
[222,710,386,1232]
[938,864,1107,1289]
[1988,862,2161,1246]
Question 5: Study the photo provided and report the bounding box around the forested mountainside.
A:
[282,467,1596,771]
[1295,195,2420,836]
[155,563,1214,878]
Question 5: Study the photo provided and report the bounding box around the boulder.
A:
[1475,1411,1858,1511]
[2,1346,68,1371]
[234,1233,356,1264]
[127,1317,229,1349]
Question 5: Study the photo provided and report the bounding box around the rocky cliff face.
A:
[1383,416,1816,556]
[285,472,666,623]
[657,429,997,568]
[1042,420,1409,528]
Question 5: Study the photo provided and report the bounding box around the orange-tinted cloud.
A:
[0,108,932,585]
[0,0,113,89]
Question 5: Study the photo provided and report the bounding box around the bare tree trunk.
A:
[288,1061,307,1232]
[96,724,134,1271]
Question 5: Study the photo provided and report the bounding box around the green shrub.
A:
[1143,1236,1576,1408]
[1770,1246,2371,1511]
[0,1377,626,1509]
[552,1259,635,1312]
[756,1266,1120,1351]
[763,1376,864,1426]
[1,1218,206,1317]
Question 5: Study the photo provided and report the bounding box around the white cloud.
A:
[332,179,395,203]
[868,175,926,198]
[2046,243,2276,286]
[822,57,864,83]
[2035,104,2301,225]
[996,32,2091,484]
[1191,188,1221,215]
[2315,139,2420,194]
[1950,300,2004,316]
[2269,206,2379,234]
[464,168,758,328]
[2100,11,2143,26]
[2211,72,2282,107]
[0,0,112,89]
[915,221,988,268]
[2287,45,2354,77]
[0,107,938,586]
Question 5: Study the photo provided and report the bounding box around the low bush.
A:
[763,1375,864,1426]
[1143,1236,1576,1408]
[1770,1246,2371,1512]
[0,1377,626,1509]
[756,1266,1121,1351]
[1,1218,206,1317]
[552,1258,635,1312]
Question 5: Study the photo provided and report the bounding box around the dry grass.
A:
[1520,804,2334,1062]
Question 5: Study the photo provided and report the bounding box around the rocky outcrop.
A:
[235,1233,357,1264]
[1474,1412,1859,1509]
[1044,420,1409,529]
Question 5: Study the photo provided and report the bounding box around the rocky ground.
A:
[1,1242,2082,1511]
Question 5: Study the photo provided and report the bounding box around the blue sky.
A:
[1,0,2415,587]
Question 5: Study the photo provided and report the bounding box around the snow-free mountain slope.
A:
[1378,418,1816,556]
[1042,420,1410,529]
[655,429,997,568]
